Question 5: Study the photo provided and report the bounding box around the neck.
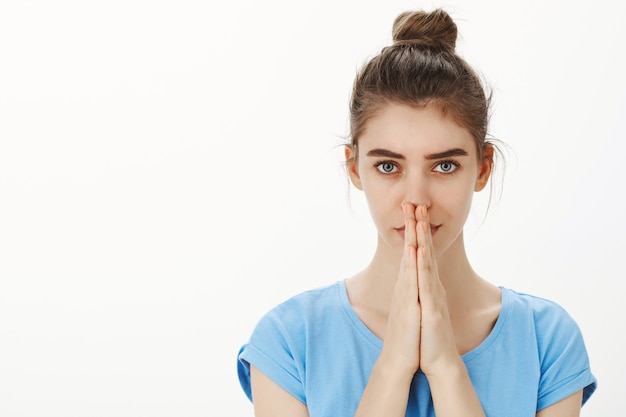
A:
[347,231,486,316]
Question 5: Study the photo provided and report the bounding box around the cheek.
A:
[361,178,404,229]
[363,183,400,217]
[435,179,475,217]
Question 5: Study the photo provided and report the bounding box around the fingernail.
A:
[420,205,427,217]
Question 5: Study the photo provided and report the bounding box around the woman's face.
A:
[347,103,492,257]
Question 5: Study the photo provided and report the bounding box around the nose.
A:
[402,171,431,209]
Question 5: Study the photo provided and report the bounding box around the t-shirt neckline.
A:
[336,280,510,364]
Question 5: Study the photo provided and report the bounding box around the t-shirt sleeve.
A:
[237,305,306,404]
[535,302,597,411]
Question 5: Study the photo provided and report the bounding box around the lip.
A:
[394,224,440,239]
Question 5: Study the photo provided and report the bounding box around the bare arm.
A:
[353,356,416,416]
[250,365,310,417]
[415,204,486,417]
[354,203,421,417]
[424,359,486,417]
[248,203,421,417]
[249,205,484,416]
[536,390,583,417]
[356,204,486,417]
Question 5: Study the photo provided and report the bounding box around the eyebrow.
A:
[366,148,405,159]
[424,148,469,160]
[365,147,469,160]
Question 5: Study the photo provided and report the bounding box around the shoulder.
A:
[244,281,345,355]
[504,287,568,312]
[487,288,585,365]
[237,280,346,403]
[503,287,578,330]
[503,288,584,358]
[255,281,345,332]
[501,287,597,408]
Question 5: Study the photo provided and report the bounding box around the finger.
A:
[417,245,435,284]
[401,202,418,297]
[415,204,431,251]
[415,205,439,301]
[393,238,418,302]
[404,241,418,290]
[417,246,435,311]
[403,202,417,252]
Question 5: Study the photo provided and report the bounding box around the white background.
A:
[0,0,624,415]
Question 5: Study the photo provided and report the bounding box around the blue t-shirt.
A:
[237,281,597,416]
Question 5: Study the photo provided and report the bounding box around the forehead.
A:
[358,103,476,157]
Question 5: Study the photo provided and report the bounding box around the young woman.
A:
[237,9,597,417]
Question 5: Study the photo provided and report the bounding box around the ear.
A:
[345,145,363,190]
[474,144,494,192]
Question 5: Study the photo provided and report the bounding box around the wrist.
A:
[424,357,486,417]
[422,355,466,383]
[374,350,418,383]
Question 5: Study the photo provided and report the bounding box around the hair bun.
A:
[392,9,457,52]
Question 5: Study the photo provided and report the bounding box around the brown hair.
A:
[348,9,494,161]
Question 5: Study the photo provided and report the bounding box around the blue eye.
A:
[375,161,398,174]
[434,161,458,173]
